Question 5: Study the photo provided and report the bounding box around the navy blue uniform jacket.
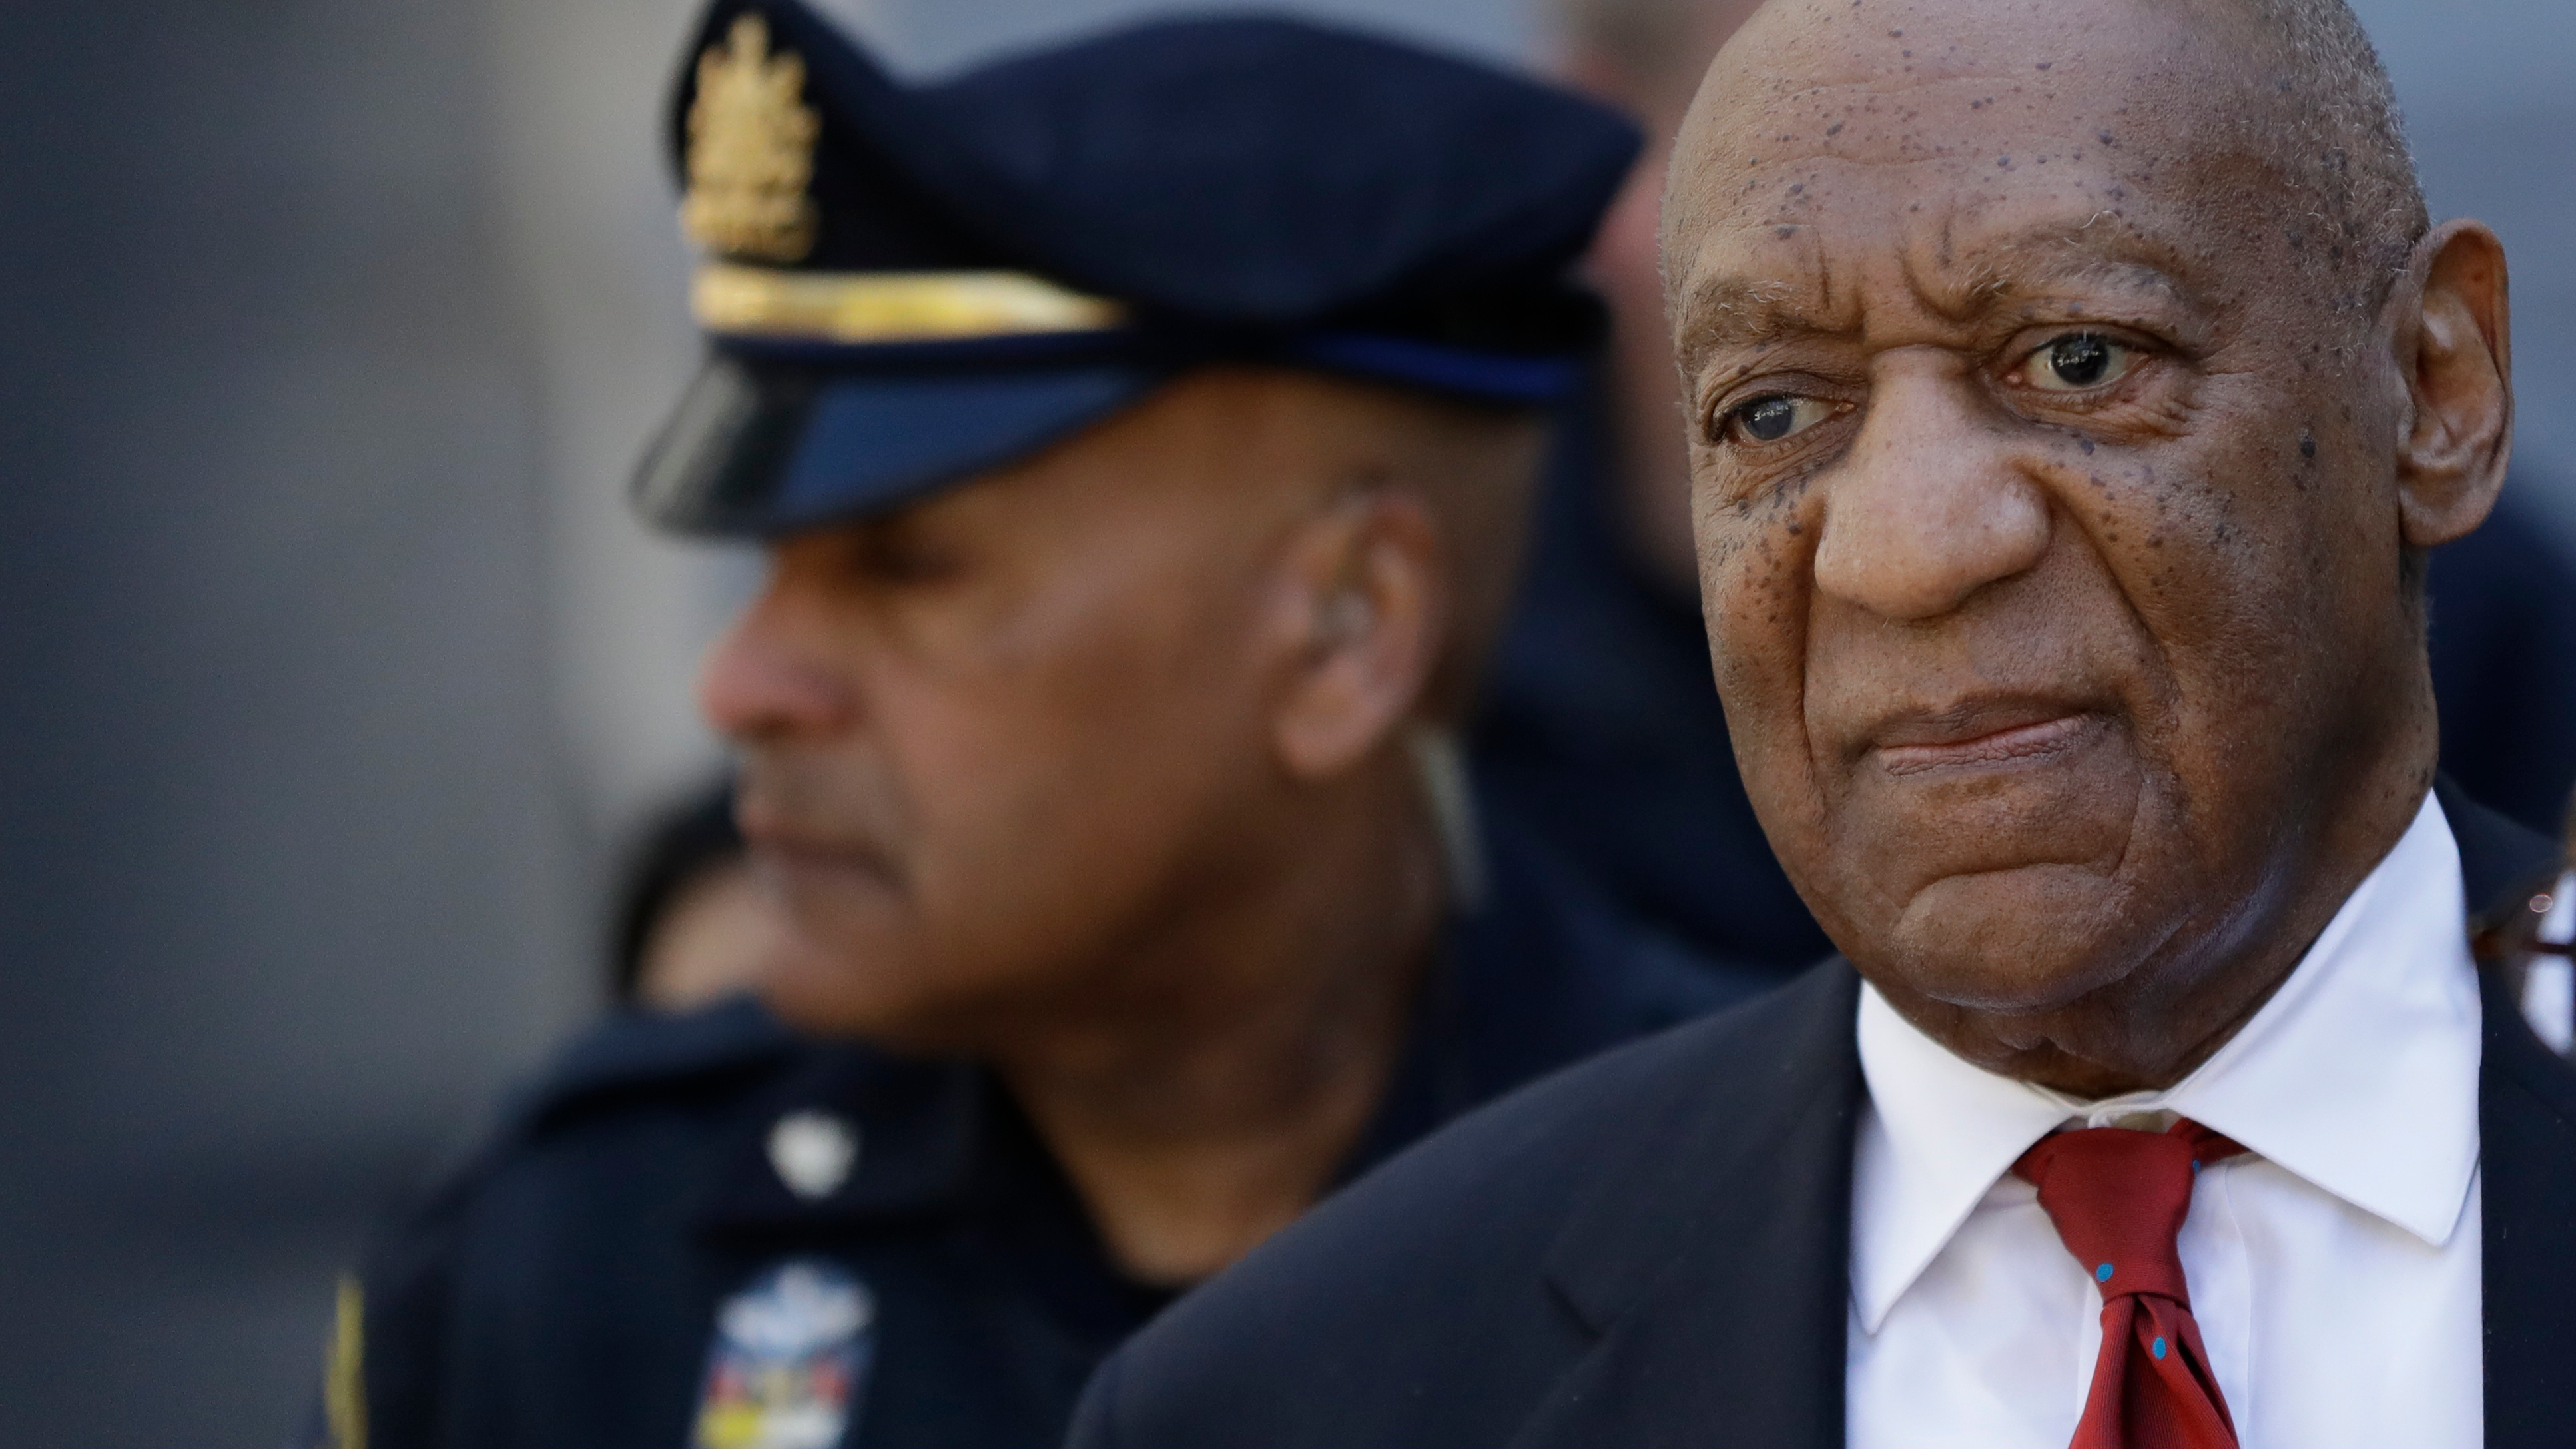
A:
[332,811,1754,1449]
[1067,784,2573,1449]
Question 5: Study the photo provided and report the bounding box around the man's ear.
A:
[1266,490,1447,781]
[2390,219,2513,548]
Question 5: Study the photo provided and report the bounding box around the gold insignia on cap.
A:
[681,14,821,262]
[693,262,1128,344]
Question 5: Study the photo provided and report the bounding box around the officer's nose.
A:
[1811,354,2052,622]
[699,556,856,744]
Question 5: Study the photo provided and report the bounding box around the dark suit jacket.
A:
[1067,784,2570,1448]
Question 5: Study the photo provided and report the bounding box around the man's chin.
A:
[756,952,934,1042]
[755,949,1044,1057]
[1862,863,2148,1015]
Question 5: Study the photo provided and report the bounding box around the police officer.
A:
[306,7,1758,1448]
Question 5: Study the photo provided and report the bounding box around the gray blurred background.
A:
[0,0,2566,1442]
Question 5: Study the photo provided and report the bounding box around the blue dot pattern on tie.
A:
[2096,1263,2115,1282]
[2153,1337,2169,1360]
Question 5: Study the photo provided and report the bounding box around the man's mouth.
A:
[749,833,904,885]
[734,771,908,885]
[1871,706,2104,777]
[737,793,908,891]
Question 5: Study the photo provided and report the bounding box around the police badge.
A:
[681,13,821,263]
[691,1260,877,1449]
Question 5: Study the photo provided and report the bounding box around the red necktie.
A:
[2011,1119,2248,1449]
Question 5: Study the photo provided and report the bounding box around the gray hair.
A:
[2232,0,2429,309]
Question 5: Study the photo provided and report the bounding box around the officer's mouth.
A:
[746,833,908,897]
[734,782,908,889]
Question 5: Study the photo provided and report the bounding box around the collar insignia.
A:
[681,14,821,263]
[767,1109,860,1199]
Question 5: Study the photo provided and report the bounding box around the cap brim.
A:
[634,352,1169,536]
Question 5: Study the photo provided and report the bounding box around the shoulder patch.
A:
[323,1274,366,1449]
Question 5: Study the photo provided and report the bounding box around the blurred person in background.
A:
[611,777,829,1014]
[1472,0,2576,981]
[1470,0,1826,971]
[303,7,1756,1449]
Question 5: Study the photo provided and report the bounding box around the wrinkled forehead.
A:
[1680,0,2233,160]
[1664,0,2270,342]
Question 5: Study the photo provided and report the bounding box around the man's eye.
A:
[2022,332,2139,392]
[1720,394,1835,446]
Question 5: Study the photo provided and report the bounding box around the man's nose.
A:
[697,577,855,743]
[1812,358,2052,622]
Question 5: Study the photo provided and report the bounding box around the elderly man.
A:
[306,7,1746,1449]
[1472,0,2576,983]
[1068,1,2576,1446]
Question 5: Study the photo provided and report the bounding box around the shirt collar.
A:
[1851,791,2483,1332]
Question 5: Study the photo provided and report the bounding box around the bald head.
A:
[1552,0,1768,99]
[1658,0,2509,1093]
[1672,0,2425,328]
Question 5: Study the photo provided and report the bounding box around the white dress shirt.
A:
[1847,792,2483,1448]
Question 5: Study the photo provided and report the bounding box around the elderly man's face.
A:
[1667,0,2489,1070]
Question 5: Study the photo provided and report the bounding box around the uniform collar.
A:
[1851,790,2484,1333]
[1342,806,1737,1175]
[697,1047,990,1232]
[697,803,1717,1232]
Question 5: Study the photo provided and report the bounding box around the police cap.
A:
[634,0,1641,536]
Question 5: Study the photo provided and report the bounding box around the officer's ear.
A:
[1267,483,1447,781]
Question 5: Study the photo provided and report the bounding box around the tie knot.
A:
[2011,1119,2243,1306]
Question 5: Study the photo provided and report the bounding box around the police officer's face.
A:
[698,372,1449,1045]
[1665,0,2507,1085]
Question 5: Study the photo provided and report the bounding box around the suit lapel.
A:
[2479,963,2576,1448]
[2437,778,2557,930]
[2447,777,2576,1448]
[1509,963,1863,1449]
